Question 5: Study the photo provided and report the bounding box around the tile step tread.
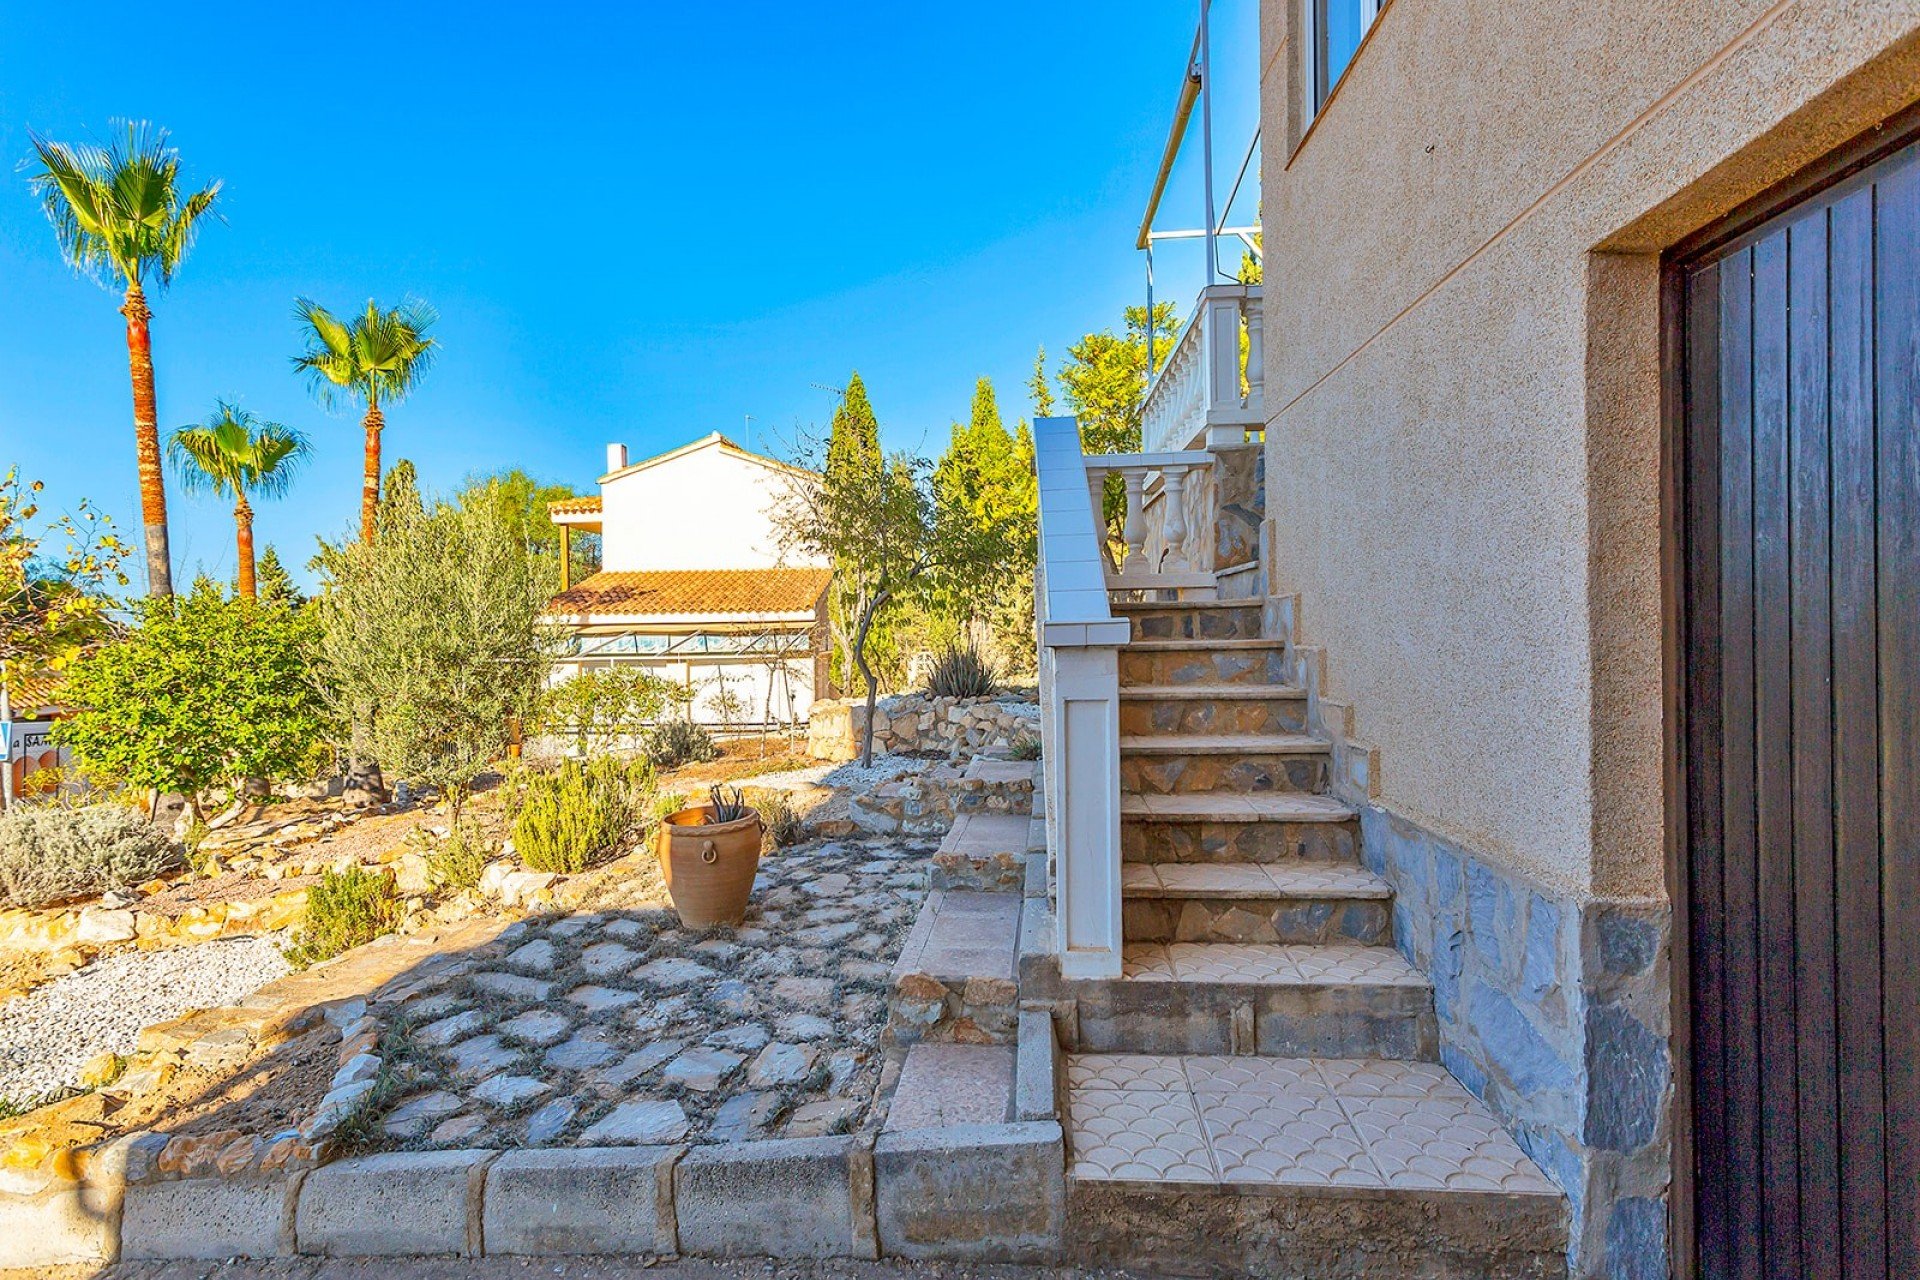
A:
[1124,638,1285,652]
[937,811,1032,857]
[1120,733,1329,756]
[1065,1052,1562,1198]
[1119,941,1429,988]
[1119,683,1305,700]
[1122,862,1391,900]
[1121,793,1356,822]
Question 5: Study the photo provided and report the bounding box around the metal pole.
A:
[1199,0,1218,284]
[1146,241,1157,377]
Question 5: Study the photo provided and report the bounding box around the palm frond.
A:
[168,400,309,503]
[23,121,220,292]
[292,296,438,411]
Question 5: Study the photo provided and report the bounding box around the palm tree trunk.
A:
[234,494,256,598]
[121,282,173,596]
[359,399,385,544]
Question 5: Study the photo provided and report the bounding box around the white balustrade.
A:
[1141,283,1264,456]
[1034,415,1128,980]
[1086,451,1216,591]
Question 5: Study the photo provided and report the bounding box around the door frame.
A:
[1660,95,1920,1280]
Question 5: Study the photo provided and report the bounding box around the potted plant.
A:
[657,785,763,927]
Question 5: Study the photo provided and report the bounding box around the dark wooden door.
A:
[1680,136,1919,1280]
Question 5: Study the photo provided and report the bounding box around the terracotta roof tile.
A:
[547,495,603,517]
[4,670,65,717]
[547,568,831,618]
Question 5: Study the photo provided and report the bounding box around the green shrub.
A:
[285,865,403,968]
[427,823,495,892]
[643,718,719,770]
[511,756,654,874]
[538,668,691,753]
[1009,735,1042,761]
[925,641,999,699]
[741,787,803,850]
[0,802,179,908]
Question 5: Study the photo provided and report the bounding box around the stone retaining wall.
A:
[807,695,1038,762]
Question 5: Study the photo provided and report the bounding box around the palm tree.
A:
[291,298,437,543]
[26,123,222,597]
[168,402,309,598]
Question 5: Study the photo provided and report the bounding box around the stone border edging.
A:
[2,1119,1068,1268]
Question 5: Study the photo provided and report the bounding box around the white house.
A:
[543,433,831,730]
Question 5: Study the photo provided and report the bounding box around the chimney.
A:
[606,443,628,473]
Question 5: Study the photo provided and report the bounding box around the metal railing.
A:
[1034,415,1127,980]
[1141,284,1264,456]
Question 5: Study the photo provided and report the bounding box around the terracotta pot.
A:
[658,805,763,928]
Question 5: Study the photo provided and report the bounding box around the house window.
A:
[1312,0,1381,112]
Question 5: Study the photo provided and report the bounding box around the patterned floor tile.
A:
[1259,865,1395,898]
[1339,1094,1559,1195]
[1068,1088,1216,1183]
[1163,942,1297,983]
[1119,943,1177,981]
[1193,1089,1378,1187]
[1182,1054,1326,1095]
[1284,943,1427,986]
[1313,1057,1461,1099]
[1067,1053,1191,1091]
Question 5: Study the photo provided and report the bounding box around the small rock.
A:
[579,942,642,979]
[662,1046,744,1092]
[416,1010,486,1046]
[706,1023,770,1053]
[499,871,557,907]
[545,1035,618,1070]
[629,957,716,988]
[474,1074,551,1108]
[592,1041,682,1090]
[383,1090,463,1136]
[431,1113,489,1143]
[525,1097,578,1144]
[580,1099,689,1145]
[772,976,835,1009]
[783,1097,860,1138]
[497,1009,574,1047]
[470,971,555,1002]
[776,1013,835,1042]
[76,907,138,946]
[746,1042,818,1088]
[566,984,643,1014]
[332,1052,382,1090]
[709,980,756,1016]
[447,1035,520,1078]
[709,1091,783,1142]
[504,939,558,974]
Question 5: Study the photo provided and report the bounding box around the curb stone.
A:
[874,1120,1065,1261]
[481,1146,682,1256]
[674,1135,867,1259]
[120,1172,304,1259]
[296,1149,498,1257]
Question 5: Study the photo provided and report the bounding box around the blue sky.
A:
[0,1,1260,588]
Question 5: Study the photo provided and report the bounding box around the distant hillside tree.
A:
[931,378,1037,669]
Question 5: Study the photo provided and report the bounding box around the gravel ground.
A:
[49,1257,1170,1280]
[744,755,938,793]
[0,935,291,1107]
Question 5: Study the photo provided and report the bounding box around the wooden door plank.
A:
[1751,230,1803,1279]
[1685,258,1733,1278]
[1829,181,1888,1280]
[1718,245,1767,1279]
[1785,208,1840,1280]
[1874,153,1920,1280]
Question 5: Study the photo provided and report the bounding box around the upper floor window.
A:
[1312,0,1382,111]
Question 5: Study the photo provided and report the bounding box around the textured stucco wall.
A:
[601,445,826,573]
[1258,0,1920,899]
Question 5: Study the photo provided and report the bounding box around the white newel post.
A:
[1049,641,1123,979]
[1034,415,1128,981]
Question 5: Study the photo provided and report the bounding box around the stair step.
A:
[1121,640,1289,688]
[1063,942,1435,1058]
[1121,793,1355,822]
[1122,862,1390,899]
[1120,684,1308,738]
[1120,732,1325,755]
[1121,863,1392,945]
[931,812,1032,892]
[1119,683,1303,700]
[1120,792,1362,865]
[1119,735,1332,796]
[1110,600,1263,642]
[887,889,1021,1046]
[1064,1054,1565,1277]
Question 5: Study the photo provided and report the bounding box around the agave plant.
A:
[26,123,222,596]
[168,402,310,598]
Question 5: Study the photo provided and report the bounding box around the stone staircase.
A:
[1045,599,1569,1278]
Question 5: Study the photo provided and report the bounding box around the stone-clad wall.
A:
[808,696,1039,763]
[1362,807,1671,1280]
